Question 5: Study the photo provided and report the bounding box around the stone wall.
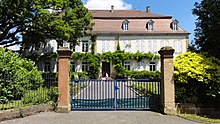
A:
[0,104,54,122]
[176,103,220,115]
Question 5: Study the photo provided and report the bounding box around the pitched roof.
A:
[89,10,172,19]
[88,10,189,35]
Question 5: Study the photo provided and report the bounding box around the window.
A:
[70,62,75,72]
[160,40,164,48]
[123,61,131,70]
[82,41,89,52]
[148,40,156,53]
[122,19,129,31]
[137,61,145,70]
[149,62,156,72]
[124,40,131,52]
[171,19,179,30]
[160,40,169,48]
[173,40,182,53]
[102,40,110,52]
[147,19,154,31]
[137,40,145,53]
[82,62,89,72]
[44,62,51,72]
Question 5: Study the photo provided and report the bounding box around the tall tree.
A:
[0,0,93,50]
[192,0,220,58]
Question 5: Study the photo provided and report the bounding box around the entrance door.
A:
[102,62,110,77]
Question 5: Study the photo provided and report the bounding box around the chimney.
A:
[146,6,150,13]
[111,5,114,12]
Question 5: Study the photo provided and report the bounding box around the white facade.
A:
[67,34,188,74]
[34,9,189,75]
[74,35,187,55]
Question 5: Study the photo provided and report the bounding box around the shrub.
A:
[174,52,220,104]
[0,48,43,103]
[117,70,160,79]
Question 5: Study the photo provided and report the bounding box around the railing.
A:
[0,73,58,111]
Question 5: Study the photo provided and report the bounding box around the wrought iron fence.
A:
[0,73,58,111]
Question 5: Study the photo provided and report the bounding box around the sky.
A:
[83,0,202,43]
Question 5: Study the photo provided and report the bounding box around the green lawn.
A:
[178,114,220,123]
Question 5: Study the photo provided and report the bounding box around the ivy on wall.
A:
[71,50,160,79]
[90,34,97,54]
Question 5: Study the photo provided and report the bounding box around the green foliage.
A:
[174,52,220,84]
[192,0,220,58]
[0,48,43,103]
[174,52,220,104]
[72,52,87,60]
[22,86,58,105]
[117,70,160,79]
[0,0,93,49]
[26,52,58,62]
[71,51,160,79]
[70,72,89,80]
[90,34,97,54]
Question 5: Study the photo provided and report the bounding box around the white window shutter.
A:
[88,41,91,52]
[138,40,140,52]
[128,40,131,52]
[154,40,157,53]
[173,41,177,53]
[102,40,105,52]
[79,42,82,52]
[160,40,164,49]
[102,40,106,52]
[141,40,145,53]
[165,40,169,46]
[148,41,151,52]
[148,40,154,53]
[135,40,138,52]
[177,41,182,53]
[122,40,125,51]
[106,40,110,52]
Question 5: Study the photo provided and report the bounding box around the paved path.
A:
[1,111,201,124]
[75,80,137,100]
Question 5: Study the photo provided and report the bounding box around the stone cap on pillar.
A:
[57,47,72,58]
[158,46,175,58]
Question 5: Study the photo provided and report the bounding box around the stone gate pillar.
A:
[56,47,72,113]
[158,46,176,114]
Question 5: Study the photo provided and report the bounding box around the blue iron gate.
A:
[70,79,160,110]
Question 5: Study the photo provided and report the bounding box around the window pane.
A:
[123,22,128,31]
[124,61,131,70]
[82,41,89,52]
[149,62,156,72]
[82,62,89,71]
[102,40,110,52]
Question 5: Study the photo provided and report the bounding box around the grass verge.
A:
[178,114,220,123]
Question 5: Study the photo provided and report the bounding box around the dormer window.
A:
[171,19,179,30]
[147,19,154,31]
[122,19,129,31]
